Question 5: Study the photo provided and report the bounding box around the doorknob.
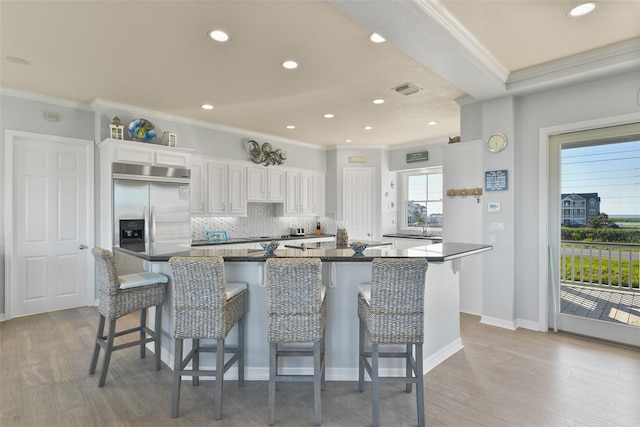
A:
[78,244,88,249]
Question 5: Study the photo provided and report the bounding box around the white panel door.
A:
[343,168,374,241]
[8,132,93,317]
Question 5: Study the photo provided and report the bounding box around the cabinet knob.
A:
[79,244,88,250]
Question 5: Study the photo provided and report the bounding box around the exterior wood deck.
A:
[560,284,640,326]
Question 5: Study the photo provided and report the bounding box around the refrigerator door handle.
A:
[144,206,150,245]
[150,206,156,243]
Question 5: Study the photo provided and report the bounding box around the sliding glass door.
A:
[549,124,639,346]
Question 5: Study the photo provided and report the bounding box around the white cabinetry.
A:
[282,171,318,216]
[190,157,207,214]
[247,167,285,202]
[208,162,246,216]
[103,138,192,168]
[190,157,247,216]
[313,173,325,215]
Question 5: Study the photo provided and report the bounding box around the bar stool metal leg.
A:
[214,338,225,420]
[314,341,322,426]
[89,314,105,375]
[154,305,162,370]
[192,339,200,386]
[358,318,365,392]
[171,338,184,418]
[139,308,147,359]
[98,319,117,387]
[238,315,245,387]
[405,344,413,393]
[416,343,425,427]
[268,342,277,426]
[371,343,380,427]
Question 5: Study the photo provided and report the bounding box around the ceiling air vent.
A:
[393,82,422,96]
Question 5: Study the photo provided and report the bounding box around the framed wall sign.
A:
[485,169,508,191]
[406,151,428,163]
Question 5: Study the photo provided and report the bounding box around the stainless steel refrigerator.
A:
[112,163,191,272]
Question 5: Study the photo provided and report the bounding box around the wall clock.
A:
[486,133,508,153]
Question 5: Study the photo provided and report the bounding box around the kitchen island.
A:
[115,242,491,380]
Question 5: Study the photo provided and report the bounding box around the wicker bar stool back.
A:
[89,247,167,387]
[358,257,428,427]
[168,256,248,420]
[266,258,326,426]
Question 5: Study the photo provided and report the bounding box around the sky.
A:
[561,140,640,217]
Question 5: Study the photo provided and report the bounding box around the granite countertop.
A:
[114,242,492,263]
[383,234,443,241]
[191,234,335,247]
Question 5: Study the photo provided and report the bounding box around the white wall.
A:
[443,139,484,315]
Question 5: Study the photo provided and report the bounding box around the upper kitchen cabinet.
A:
[98,138,192,168]
[247,167,285,202]
[313,172,325,215]
[208,161,247,216]
[190,156,247,216]
[279,170,325,216]
[190,156,208,214]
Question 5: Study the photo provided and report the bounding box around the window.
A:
[401,168,443,231]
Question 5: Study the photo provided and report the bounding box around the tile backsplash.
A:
[191,203,336,241]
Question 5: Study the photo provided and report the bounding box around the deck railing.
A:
[560,241,640,291]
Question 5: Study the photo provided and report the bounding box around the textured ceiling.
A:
[1,0,638,147]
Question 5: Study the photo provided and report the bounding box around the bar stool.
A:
[265,258,326,426]
[358,257,429,427]
[89,247,168,387]
[168,256,248,420]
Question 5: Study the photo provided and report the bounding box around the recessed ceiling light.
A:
[372,99,385,105]
[344,139,352,143]
[208,30,229,42]
[568,2,597,17]
[369,33,386,43]
[4,55,31,65]
[282,60,298,69]
[364,126,372,130]
[428,121,438,126]
[323,113,334,118]
[201,104,214,110]
[286,125,296,129]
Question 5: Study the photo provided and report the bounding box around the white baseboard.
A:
[480,315,517,330]
[423,338,463,373]
[156,342,462,381]
[516,318,542,331]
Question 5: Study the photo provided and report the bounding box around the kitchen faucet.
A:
[415,222,427,236]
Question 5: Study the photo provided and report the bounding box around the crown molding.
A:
[413,0,509,82]
[507,38,640,92]
[0,87,93,110]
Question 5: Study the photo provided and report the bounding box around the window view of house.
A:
[403,170,443,232]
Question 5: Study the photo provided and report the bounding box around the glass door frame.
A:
[538,113,640,346]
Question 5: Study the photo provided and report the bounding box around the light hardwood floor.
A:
[1,307,638,426]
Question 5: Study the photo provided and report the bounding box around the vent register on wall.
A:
[112,162,191,255]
